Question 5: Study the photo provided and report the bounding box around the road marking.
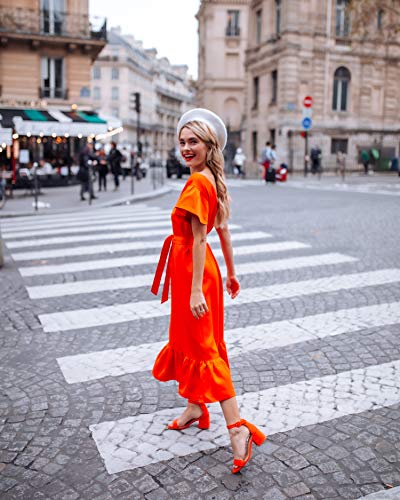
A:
[27,253,356,299]
[11,231,272,261]
[2,215,173,239]
[39,269,400,332]
[90,359,400,474]
[360,486,400,499]
[57,301,400,384]
[17,237,302,275]
[0,205,165,229]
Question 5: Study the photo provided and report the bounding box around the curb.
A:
[0,186,172,219]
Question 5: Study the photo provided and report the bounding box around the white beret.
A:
[177,108,227,150]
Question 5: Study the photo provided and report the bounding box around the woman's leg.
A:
[220,397,250,461]
[173,401,204,426]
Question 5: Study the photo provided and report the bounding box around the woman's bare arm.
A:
[216,224,240,299]
[190,215,209,319]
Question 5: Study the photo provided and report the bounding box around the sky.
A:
[90,0,201,78]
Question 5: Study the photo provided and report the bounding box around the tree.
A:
[348,0,400,38]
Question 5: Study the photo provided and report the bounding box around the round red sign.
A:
[303,96,313,108]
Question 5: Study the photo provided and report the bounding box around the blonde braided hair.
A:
[179,120,230,226]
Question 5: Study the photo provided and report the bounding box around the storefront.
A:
[0,108,122,184]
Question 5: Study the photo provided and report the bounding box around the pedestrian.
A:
[77,142,97,201]
[121,147,130,180]
[151,108,266,475]
[361,149,370,175]
[233,147,246,177]
[97,148,108,191]
[310,145,321,174]
[260,141,272,180]
[107,141,122,191]
[336,150,346,178]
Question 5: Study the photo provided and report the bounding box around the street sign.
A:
[303,96,313,108]
[302,117,312,129]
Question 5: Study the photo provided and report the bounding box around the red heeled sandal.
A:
[167,402,210,430]
[227,419,266,474]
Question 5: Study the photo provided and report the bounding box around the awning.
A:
[0,108,120,137]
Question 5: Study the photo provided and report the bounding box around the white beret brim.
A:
[177,108,227,150]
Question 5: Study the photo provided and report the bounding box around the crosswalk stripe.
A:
[27,253,356,299]
[89,359,400,474]
[2,213,173,238]
[57,301,400,384]
[11,231,272,261]
[17,237,303,275]
[39,268,400,332]
[0,205,165,229]
[4,220,241,241]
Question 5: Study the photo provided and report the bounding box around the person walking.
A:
[77,142,97,201]
[97,148,108,191]
[361,149,370,175]
[310,146,322,175]
[107,141,122,191]
[260,141,272,181]
[233,147,246,178]
[151,108,266,475]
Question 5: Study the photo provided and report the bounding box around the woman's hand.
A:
[190,291,209,320]
[226,275,240,299]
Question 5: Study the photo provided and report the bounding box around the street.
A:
[1,176,400,499]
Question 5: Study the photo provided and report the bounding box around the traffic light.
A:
[301,131,307,138]
[134,92,141,113]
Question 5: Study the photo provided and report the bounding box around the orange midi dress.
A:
[151,172,236,403]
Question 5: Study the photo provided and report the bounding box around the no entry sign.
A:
[303,96,313,108]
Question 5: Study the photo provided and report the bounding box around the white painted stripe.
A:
[58,301,400,384]
[90,359,400,474]
[27,253,356,299]
[6,228,171,249]
[0,203,156,228]
[47,110,73,122]
[3,213,172,238]
[11,231,273,261]
[4,220,173,240]
[360,486,400,499]
[18,237,302,275]
[39,269,400,332]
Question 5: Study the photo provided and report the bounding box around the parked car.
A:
[166,147,190,178]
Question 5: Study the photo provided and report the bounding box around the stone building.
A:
[197,0,400,175]
[0,0,107,164]
[196,0,249,168]
[91,28,194,160]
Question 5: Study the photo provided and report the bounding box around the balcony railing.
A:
[0,7,107,41]
[39,87,68,100]
[226,26,240,37]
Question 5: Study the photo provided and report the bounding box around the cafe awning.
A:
[0,108,121,137]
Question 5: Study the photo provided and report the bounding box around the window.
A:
[377,9,384,30]
[93,66,101,80]
[40,0,65,35]
[270,129,276,145]
[93,87,101,100]
[111,86,119,100]
[335,0,350,37]
[256,9,262,44]
[332,67,351,111]
[226,10,240,36]
[252,131,258,161]
[271,70,278,104]
[275,0,281,35]
[41,57,64,98]
[331,138,348,154]
[111,67,119,80]
[252,76,259,110]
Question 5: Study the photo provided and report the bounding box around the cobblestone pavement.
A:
[0,176,400,499]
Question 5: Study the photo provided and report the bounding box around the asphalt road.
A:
[0,175,400,499]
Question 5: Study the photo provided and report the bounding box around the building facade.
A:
[91,28,194,161]
[245,0,400,174]
[0,0,107,167]
[196,0,249,167]
[197,0,400,175]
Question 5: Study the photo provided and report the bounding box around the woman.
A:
[151,109,266,474]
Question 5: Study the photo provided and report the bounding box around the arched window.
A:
[332,67,351,111]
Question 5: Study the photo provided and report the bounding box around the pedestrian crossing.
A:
[2,201,400,486]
